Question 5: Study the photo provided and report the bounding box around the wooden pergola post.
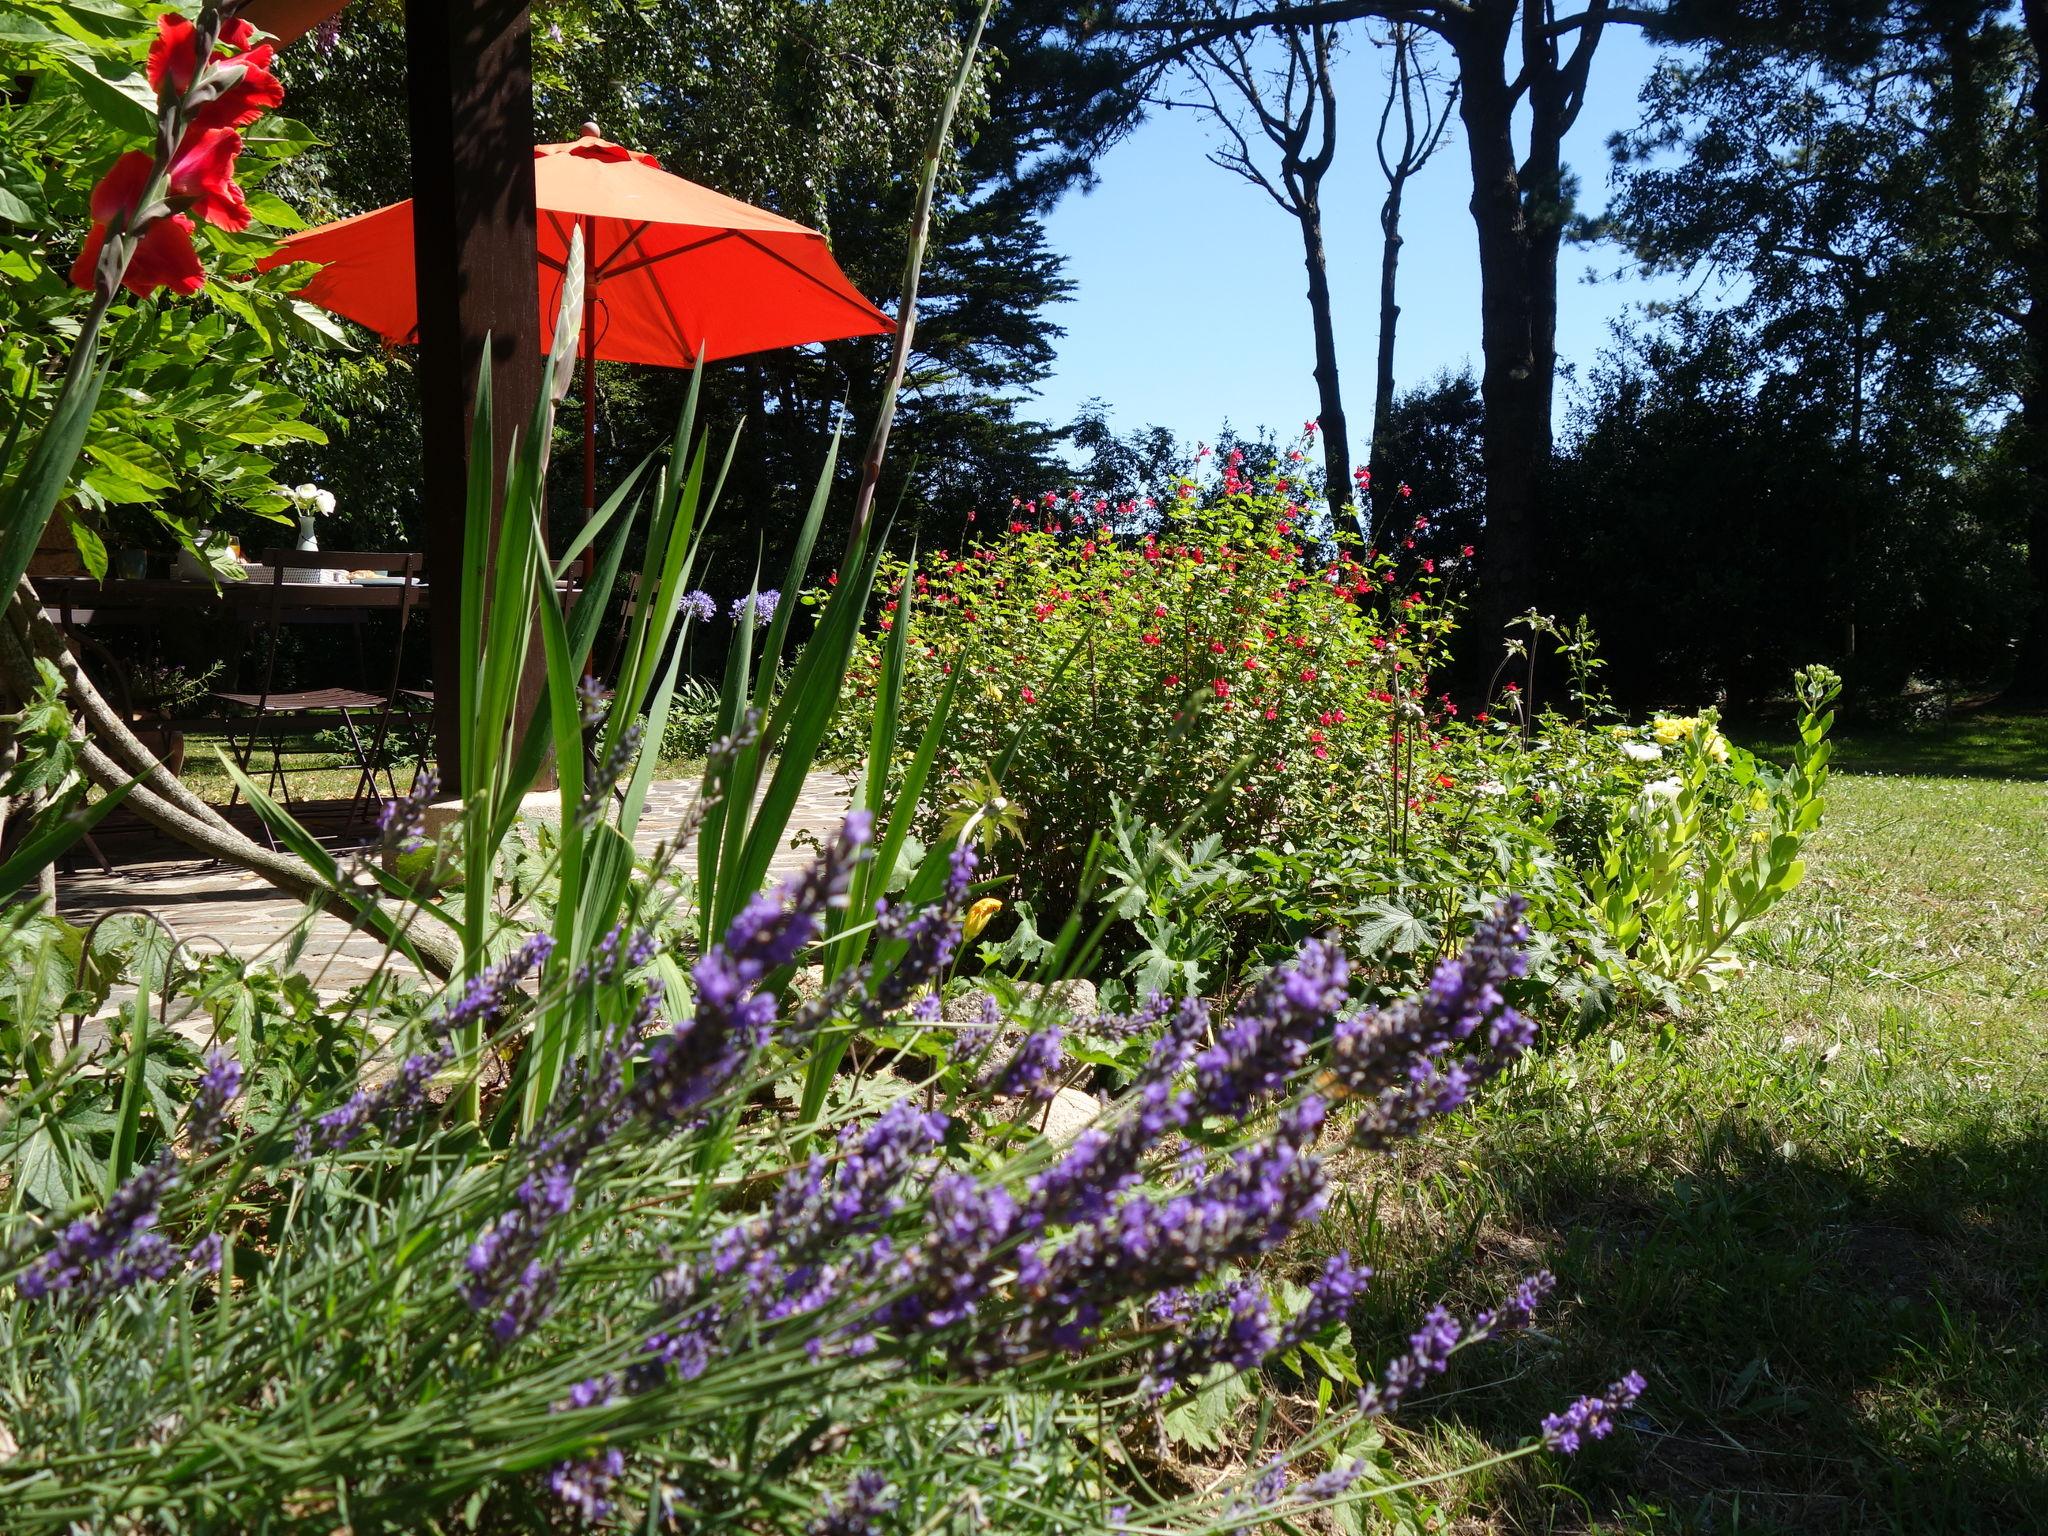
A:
[243,0,547,788]
[403,0,544,791]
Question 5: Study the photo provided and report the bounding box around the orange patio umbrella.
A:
[260,129,892,519]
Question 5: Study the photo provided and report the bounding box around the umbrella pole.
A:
[580,214,598,581]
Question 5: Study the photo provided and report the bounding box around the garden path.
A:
[57,769,857,1027]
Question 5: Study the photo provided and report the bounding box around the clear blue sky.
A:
[1031,25,1684,459]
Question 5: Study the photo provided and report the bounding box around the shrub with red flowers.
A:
[832,440,1472,916]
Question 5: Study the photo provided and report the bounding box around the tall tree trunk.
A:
[1297,189,1355,531]
[1455,32,1547,647]
[2006,0,2048,702]
[1369,172,1404,547]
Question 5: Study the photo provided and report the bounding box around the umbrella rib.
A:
[539,208,577,272]
[593,221,653,278]
[596,228,737,281]
[729,232,890,327]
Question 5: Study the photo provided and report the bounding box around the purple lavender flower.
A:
[862,845,976,1022]
[578,718,644,830]
[1357,1270,1557,1418]
[374,766,440,854]
[1278,1253,1370,1349]
[301,934,553,1156]
[810,1470,895,1536]
[1542,1371,1647,1454]
[980,1027,1065,1104]
[185,1048,242,1153]
[677,588,716,623]
[1143,1279,1279,1397]
[1326,900,1534,1149]
[1471,1269,1555,1336]
[16,1160,175,1302]
[629,813,870,1126]
[946,990,1003,1065]
[461,1155,579,1347]
[576,674,608,729]
[1194,939,1350,1119]
[575,925,657,991]
[548,1447,626,1524]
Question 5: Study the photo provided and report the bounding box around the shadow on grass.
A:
[1337,1115,2048,1534]
[1732,704,2048,782]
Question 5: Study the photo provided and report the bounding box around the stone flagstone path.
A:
[58,770,858,1016]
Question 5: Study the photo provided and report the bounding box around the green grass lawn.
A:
[1316,763,2048,1532]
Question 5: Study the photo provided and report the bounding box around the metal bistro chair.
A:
[212,550,423,838]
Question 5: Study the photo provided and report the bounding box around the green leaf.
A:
[1160,1367,1252,1452]
[68,516,107,579]
[242,191,305,231]
[12,1125,72,1210]
[54,48,157,141]
[1356,898,1431,957]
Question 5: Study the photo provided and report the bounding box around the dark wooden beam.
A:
[403,0,542,792]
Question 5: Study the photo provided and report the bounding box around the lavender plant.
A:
[0,826,1638,1532]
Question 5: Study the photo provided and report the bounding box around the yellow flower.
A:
[1651,715,1696,746]
[963,897,1003,942]
[1703,730,1730,764]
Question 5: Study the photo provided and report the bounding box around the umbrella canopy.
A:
[260,134,891,365]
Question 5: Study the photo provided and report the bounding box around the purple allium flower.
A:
[677,588,716,623]
[810,1469,895,1536]
[731,589,780,626]
[1326,899,1533,1149]
[185,1048,242,1153]
[548,1447,626,1524]
[1542,1371,1646,1454]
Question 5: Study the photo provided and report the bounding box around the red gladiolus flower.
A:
[1209,640,1226,654]
[1165,673,1181,686]
[1020,686,1036,703]
[151,15,284,132]
[69,152,202,296]
[1300,667,1317,683]
[1141,631,1162,646]
[1212,678,1230,698]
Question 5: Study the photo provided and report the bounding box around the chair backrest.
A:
[243,549,422,709]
